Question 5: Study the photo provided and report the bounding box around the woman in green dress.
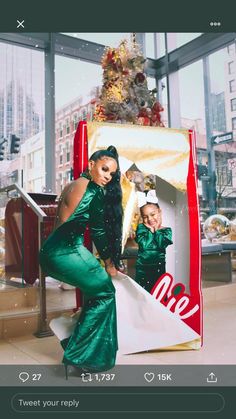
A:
[39,146,122,374]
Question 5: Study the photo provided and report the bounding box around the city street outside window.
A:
[0,42,45,191]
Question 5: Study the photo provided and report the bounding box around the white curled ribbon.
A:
[136,190,159,208]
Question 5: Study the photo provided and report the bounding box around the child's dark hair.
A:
[140,189,160,214]
[140,202,160,215]
[89,146,123,268]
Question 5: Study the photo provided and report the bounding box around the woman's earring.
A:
[88,168,92,180]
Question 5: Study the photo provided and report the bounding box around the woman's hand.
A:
[104,258,117,277]
[106,265,118,277]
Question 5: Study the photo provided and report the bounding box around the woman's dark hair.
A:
[89,146,123,268]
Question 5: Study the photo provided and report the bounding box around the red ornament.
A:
[134,72,146,85]
[151,101,165,127]
[144,117,151,126]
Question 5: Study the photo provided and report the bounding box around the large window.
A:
[0,42,45,192]
[1,32,235,209]
[208,47,229,135]
[55,55,102,195]
[160,77,168,127]
[145,33,165,59]
[178,60,206,148]
[167,33,202,52]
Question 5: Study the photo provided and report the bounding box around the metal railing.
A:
[0,183,53,337]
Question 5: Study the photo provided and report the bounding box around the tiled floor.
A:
[1,282,236,366]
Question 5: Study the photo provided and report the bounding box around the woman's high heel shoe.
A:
[64,363,89,380]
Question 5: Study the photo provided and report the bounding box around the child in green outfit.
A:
[135,190,173,293]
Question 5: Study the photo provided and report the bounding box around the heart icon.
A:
[144,372,155,383]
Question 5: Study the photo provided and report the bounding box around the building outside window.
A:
[59,145,63,165]
[0,42,44,190]
[59,122,63,138]
[28,153,33,169]
[66,170,71,183]
[231,98,236,111]
[65,118,70,134]
[65,142,70,163]
[82,109,87,120]
[229,79,236,93]
[216,164,232,187]
[58,172,63,192]
[228,61,234,74]
[227,43,236,56]
[178,60,206,147]
[232,117,236,130]
[73,113,78,130]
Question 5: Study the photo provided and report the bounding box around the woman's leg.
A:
[41,245,118,372]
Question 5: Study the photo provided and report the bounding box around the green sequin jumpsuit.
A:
[135,224,173,293]
[39,176,117,372]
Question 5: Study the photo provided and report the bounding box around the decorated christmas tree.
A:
[94,36,165,127]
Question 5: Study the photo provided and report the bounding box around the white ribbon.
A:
[137,190,159,208]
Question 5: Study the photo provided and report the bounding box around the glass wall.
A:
[145,33,165,59]
[178,60,206,146]
[176,60,207,213]
[208,45,236,213]
[0,42,45,192]
[55,55,103,194]
[0,31,235,321]
[160,77,169,127]
[167,33,202,52]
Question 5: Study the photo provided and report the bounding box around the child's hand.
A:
[144,221,155,233]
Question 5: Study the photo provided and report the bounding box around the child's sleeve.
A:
[154,227,173,249]
[135,224,154,250]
